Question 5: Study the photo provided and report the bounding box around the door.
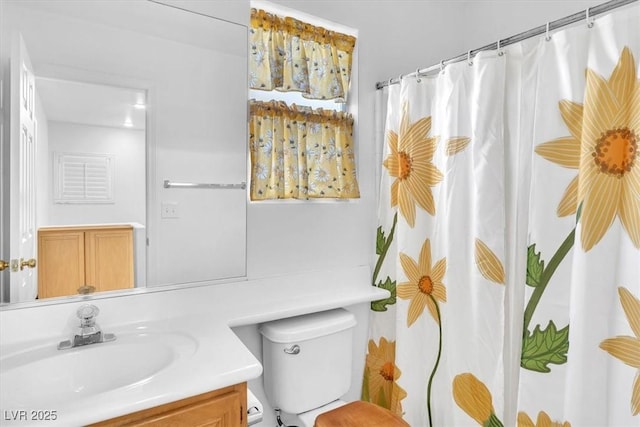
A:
[8,34,38,302]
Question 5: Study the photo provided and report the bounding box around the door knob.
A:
[20,258,37,270]
[0,260,9,271]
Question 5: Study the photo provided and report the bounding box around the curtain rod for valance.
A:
[375,0,637,90]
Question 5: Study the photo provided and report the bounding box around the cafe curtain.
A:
[365,5,639,427]
[249,100,360,200]
[249,8,356,101]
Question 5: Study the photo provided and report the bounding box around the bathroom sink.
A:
[0,331,198,408]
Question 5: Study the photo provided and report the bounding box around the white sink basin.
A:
[0,331,198,408]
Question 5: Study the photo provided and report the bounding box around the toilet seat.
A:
[297,399,348,427]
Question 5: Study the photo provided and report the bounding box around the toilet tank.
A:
[260,308,357,414]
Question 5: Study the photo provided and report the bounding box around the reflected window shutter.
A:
[54,153,114,203]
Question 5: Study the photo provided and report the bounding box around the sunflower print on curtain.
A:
[365,54,507,427]
[534,47,639,251]
[366,5,639,427]
[518,8,639,426]
[249,100,359,200]
[600,287,640,416]
[249,8,356,102]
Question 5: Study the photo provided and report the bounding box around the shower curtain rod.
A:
[375,0,637,90]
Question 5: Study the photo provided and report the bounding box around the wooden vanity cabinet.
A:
[90,383,247,427]
[37,225,134,298]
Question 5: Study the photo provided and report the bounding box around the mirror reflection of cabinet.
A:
[37,225,134,299]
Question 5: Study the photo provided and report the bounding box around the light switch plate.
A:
[161,202,179,218]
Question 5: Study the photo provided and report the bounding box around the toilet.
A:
[260,308,408,427]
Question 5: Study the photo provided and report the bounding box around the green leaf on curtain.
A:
[521,321,570,373]
[483,413,505,427]
[361,366,370,401]
[371,277,396,311]
[576,201,583,223]
[526,244,545,287]
[376,226,388,255]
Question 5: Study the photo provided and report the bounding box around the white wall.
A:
[45,121,145,226]
[149,32,247,285]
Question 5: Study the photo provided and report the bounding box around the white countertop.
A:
[0,266,388,426]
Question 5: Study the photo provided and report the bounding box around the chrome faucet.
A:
[58,304,116,350]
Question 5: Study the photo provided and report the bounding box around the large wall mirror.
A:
[0,0,248,307]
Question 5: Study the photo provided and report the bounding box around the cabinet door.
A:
[37,230,85,298]
[135,390,242,427]
[90,383,247,427]
[85,227,134,292]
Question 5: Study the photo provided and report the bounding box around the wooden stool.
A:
[314,401,410,427]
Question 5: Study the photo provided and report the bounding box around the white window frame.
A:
[53,152,114,204]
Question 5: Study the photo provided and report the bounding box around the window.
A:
[53,152,114,203]
[248,3,359,200]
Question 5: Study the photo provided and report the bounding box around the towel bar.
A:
[163,180,246,189]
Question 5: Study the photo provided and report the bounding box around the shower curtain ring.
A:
[415,67,422,82]
[586,7,594,28]
[467,50,473,66]
[440,60,445,73]
[545,22,551,41]
[388,77,393,87]
[497,39,504,56]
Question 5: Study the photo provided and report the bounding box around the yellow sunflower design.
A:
[475,238,506,285]
[397,238,447,326]
[517,411,571,427]
[364,337,407,415]
[535,47,639,251]
[397,238,447,426]
[384,102,443,227]
[452,373,504,426]
[600,286,640,416]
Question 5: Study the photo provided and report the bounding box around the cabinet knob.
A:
[19,258,36,270]
[78,285,96,295]
[0,260,9,271]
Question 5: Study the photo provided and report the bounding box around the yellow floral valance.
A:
[249,8,356,101]
[249,100,360,200]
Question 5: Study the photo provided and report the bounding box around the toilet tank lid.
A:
[259,308,357,343]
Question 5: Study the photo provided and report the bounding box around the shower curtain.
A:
[364,5,639,427]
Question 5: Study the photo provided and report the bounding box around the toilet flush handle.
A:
[284,344,300,355]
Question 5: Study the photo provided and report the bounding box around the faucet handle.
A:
[77,304,99,325]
